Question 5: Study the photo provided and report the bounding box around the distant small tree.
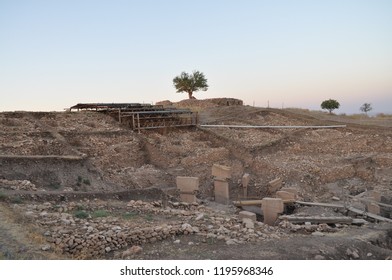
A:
[360,103,372,115]
[173,70,208,99]
[321,99,340,114]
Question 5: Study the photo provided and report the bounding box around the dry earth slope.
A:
[0,100,391,259]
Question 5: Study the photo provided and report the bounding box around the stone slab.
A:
[281,188,298,197]
[214,179,230,204]
[239,211,256,222]
[242,173,250,188]
[367,202,381,215]
[276,190,296,201]
[268,178,282,193]
[176,176,199,192]
[370,190,381,202]
[243,187,248,199]
[262,197,284,226]
[243,218,255,229]
[212,164,231,179]
[262,197,284,213]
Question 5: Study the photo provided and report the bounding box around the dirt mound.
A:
[156,98,243,110]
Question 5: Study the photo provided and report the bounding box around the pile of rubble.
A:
[12,198,288,259]
[39,111,124,133]
[0,113,41,133]
[0,132,71,156]
[0,179,38,191]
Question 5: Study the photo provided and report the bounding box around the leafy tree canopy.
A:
[360,103,372,115]
[173,70,208,99]
[321,99,340,114]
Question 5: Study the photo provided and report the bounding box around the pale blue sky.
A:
[1,0,391,113]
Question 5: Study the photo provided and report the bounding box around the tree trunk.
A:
[188,92,193,99]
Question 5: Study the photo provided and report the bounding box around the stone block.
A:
[214,179,230,204]
[370,191,381,202]
[239,211,256,222]
[281,188,298,197]
[262,197,284,226]
[212,164,231,179]
[242,173,250,188]
[243,218,254,229]
[262,197,284,213]
[268,178,282,193]
[176,176,199,193]
[276,190,296,201]
[243,187,248,199]
[367,202,380,215]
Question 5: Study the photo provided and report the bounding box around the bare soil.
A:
[1,99,391,260]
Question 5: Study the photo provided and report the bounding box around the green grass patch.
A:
[75,204,85,211]
[10,196,23,204]
[74,210,89,219]
[144,214,154,221]
[0,192,7,201]
[91,210,109,218]
[48,183,61,190]
[122,212,139,220]
[82,179,91,185]
[76,176,91,186]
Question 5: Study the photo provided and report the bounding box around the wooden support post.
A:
[132,114,135,130]
[137,113,141,133]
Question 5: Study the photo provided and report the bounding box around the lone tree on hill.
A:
[173,70,208,99]
[360,103,372,115]
[321,99,340,114]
